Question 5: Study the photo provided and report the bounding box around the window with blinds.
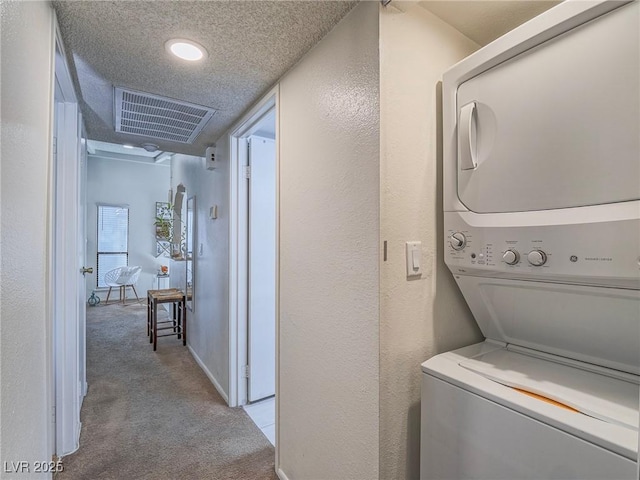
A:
[97,205,129,288]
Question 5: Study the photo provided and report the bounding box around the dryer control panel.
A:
[445,209,640,290]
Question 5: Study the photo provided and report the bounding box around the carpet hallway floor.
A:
[56,302,277,480]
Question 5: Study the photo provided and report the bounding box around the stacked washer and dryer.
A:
[421,1,639,479]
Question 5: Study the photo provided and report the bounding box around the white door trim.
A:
[229,86,278,408]
[228,89,280,465]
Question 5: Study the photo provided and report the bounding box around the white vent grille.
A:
[114,87,215,143]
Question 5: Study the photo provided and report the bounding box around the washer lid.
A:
[460,348,639,430]
[422,342,639,461]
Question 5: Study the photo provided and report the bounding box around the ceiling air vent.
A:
[114,87,216,144]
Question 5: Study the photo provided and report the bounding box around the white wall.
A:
[0,0,54,473]
[170,153,230,399]
[379,3,483,479]
[86,157,170,300]
[278,2,380,478]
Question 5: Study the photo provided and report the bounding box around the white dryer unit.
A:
[421,1,640,479]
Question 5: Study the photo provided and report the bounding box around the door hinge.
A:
[53,137,57,155]
[242,365,250,378]
[244,166,251,179]
[52,406,56,423]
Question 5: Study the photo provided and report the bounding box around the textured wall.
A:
[86,157,170,300]
[170,152,230,398]
[379,4,483,479]
[0,0,54,472]
[277,2,380,478]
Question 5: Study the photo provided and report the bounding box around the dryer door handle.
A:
[459,101,477,171]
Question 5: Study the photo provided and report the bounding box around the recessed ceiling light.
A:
[165,39,207,62]
[123,144,134,149]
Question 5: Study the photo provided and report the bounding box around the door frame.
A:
[50,17,86,457]
[229,86,279,409]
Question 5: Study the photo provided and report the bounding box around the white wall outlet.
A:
[406,241,422,277]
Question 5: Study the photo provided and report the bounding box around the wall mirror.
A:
[185,196,195,312]
[154,202,171,258]
[172,184,186,260]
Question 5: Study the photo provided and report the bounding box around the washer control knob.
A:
[449,232,467,250]
[527,250,547,266]
[502,249,520,265]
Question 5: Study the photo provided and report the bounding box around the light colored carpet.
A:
[56,302,277,480]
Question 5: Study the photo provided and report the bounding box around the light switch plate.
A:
[406,241,422,277]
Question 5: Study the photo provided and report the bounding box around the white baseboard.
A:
[276,468,290,480]
[187,344,229,405]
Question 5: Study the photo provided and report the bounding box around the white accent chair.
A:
[104,266,142,305]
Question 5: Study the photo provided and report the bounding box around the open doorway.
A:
[229,90,278,445]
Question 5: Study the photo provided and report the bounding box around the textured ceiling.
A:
[55,0,559,156]
[419,0,560,46]
[53,1,358,156]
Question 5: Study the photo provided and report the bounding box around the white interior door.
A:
[78,136,87,400]
[248,136,276,402]
[53,36,85,456]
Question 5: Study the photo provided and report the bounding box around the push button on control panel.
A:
[527,250,547,266]
[502,249,520,265]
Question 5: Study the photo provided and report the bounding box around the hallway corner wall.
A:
[170,153,230,401]
[0,0,55,470]
[379,3,483,479]
[278,2,380,478]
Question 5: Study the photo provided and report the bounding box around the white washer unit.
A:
[421,1,640,479]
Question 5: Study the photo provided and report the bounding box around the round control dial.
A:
[527,250,547,266]
[449,232,466,251]
[502,249,520,265]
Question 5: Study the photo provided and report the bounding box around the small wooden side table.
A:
[147,288,186,351]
